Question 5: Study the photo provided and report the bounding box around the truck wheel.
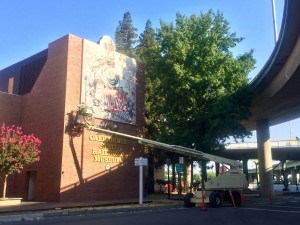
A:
[232,191,241,206]
[209,192,223,208]
[183,193,196,208]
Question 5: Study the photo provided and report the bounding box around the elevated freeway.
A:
[222,141,300,191]
[207,141,300,192]
[223,140,300,160]
[239,0,300,197]
[242,0,300,130]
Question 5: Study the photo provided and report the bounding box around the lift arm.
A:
[87,125,242,168]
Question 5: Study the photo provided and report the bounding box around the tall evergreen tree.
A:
[136,20,156,65]
[136,20,166,193]
[136,19,161,138]
[115,12,138,58]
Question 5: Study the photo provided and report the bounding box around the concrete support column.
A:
[291,169,297,185]
[242,159,249,183]
[281,160,289,191]
[256,119,274,197]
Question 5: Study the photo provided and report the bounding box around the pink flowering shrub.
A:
[0,123,41,198]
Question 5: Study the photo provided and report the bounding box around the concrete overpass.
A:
[242,0,300,130]
[222,141,300,160]
[239,0,300,197]
[222,141,300,191]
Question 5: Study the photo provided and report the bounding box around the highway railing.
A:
[226,140,300,149]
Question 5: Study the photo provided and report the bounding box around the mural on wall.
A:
[81,36,137,124]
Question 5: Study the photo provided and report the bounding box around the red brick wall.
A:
[2,34,145,202]
[12,35,71,201]
[0,92,21,125]
[60,129,141,201]
[60,35,85,201]
[59,36,145,201]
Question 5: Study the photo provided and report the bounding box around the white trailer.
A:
[83,125,248,208]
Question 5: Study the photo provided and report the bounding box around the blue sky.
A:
[1,0,298,141]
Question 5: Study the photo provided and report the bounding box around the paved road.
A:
[5,195,300,225]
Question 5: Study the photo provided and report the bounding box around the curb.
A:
[0,203,183,223]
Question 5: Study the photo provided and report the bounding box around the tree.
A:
[0,123,41,198]
[136,19,165,138]
[136,20,157,68]
[143,10,255,180]
[135,20,178,193]
[115,12,138,58]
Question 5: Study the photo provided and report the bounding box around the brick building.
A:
[0,34,145,202]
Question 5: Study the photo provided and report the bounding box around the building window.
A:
[8,77,14,94]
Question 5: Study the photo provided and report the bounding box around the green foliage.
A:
[136,19,171,162]
[114,10,255,182]
[139,10,255,152]
[136,20,161,136]
[77,103,90,116]
[112,10,256,193]
[115,12,138,58]
[192,171,216,189]
[193,173,201,182]
[207,171,216,180]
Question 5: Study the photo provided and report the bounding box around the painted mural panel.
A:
[81,36,137,124]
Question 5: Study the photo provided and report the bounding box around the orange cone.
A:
[269,191,272,204]
[240,189,244,204]
[229,191,236,208]
[200,188,208,211]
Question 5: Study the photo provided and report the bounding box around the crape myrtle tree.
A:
[115,12,138,58]
[142,10,255,181]
[0,124,41,199]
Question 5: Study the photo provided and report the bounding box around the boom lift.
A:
[83,125,248,208]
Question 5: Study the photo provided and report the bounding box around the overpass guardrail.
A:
[226,140,300,149]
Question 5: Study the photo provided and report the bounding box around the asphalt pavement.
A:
[0,194,184,223]
[0,184,299,223]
